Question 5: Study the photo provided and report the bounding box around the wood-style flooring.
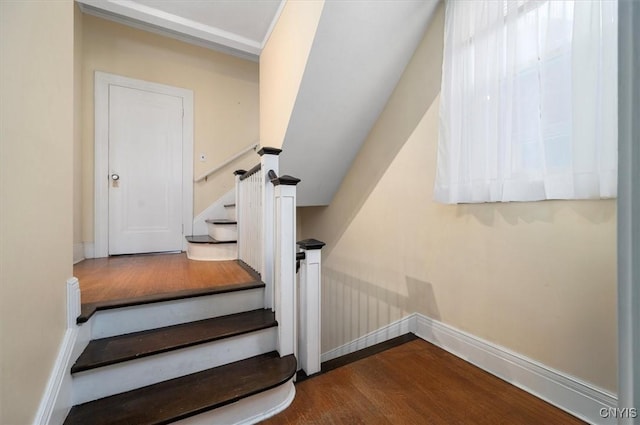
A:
[263,338,585,425]
[74,253,259,320]
[74,253,256,305]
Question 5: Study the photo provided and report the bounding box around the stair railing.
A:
[194,142,258,182]
[236,164,263,276]
[235,148,325,376]
[235,148,281,309]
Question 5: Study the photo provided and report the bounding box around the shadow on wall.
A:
[321,267,441,352]
[455,199,616,227]
[299,3,445,256]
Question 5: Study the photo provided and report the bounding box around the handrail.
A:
[194,142,258,182]
[239,163,261,181]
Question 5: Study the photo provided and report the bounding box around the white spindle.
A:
[236,166,264,274]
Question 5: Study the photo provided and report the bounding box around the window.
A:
[434,0,618,204]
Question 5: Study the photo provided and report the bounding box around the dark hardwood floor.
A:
[74,253,256,305]
[263,338,585,425]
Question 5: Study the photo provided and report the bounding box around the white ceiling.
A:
[76,0,284,61]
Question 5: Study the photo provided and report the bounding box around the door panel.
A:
[108,84,184,255]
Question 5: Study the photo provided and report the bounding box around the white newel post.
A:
[258,148,281,310]
[297,239,326,376]
[272,174,300,357]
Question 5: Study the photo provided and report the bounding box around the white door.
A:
[108,84,184,255]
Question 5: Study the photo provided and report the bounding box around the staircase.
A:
[186,204,238,261]
[64,277,297,424]
[62,147,325,424]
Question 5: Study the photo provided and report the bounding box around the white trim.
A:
[34,278,81,425]
[260,0,287,50]
[274,184,297,356]
[297,249,322,375]
[83,242,95,260]
[320,315,415,363]
[617,1,640,421]
[73,243,85,264]
[76,0,261,61]
[94,71,194,258]
[321,313,618,424]
[413,313,617,425]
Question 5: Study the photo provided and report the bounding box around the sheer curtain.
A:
[434,0,618,204]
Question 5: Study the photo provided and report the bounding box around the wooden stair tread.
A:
[72,309,277,374]
[204,219,237,225]
[185,235,236,244]
[78,281,264,323]
[64,352,296,425]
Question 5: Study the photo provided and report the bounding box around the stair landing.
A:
[74,253,259,321]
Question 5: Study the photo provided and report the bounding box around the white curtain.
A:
[435,0,618,204]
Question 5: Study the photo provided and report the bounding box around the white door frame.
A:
[617,2,639,422]
[94,71,193,258]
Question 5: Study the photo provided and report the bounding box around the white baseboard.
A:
[193,189,235,235]
[321,313,617,425]
[73,243,85,264]
[413,313,617,425]
[34,278,82,425]
[320,315,415,363]
[83,242,95,259]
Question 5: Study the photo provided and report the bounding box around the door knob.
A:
[111,174,120,181]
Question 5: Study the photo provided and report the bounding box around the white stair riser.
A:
[207,223,238,241]
[176,378,295,425]
[225,205,236,221]
[186,242,237,261]
[72,327,277,405]
[89,288,264,339]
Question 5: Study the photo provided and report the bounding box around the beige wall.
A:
[81,15,260,241]
[74,4,83,250]
[260,0,324,149]
[0,1,75,423]
[301,4,617,392]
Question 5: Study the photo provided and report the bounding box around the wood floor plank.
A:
[262,339,585,425]
[74,254,256,305]
[72,309,276,373]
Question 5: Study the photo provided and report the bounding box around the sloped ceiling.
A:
[279,0,440,205]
